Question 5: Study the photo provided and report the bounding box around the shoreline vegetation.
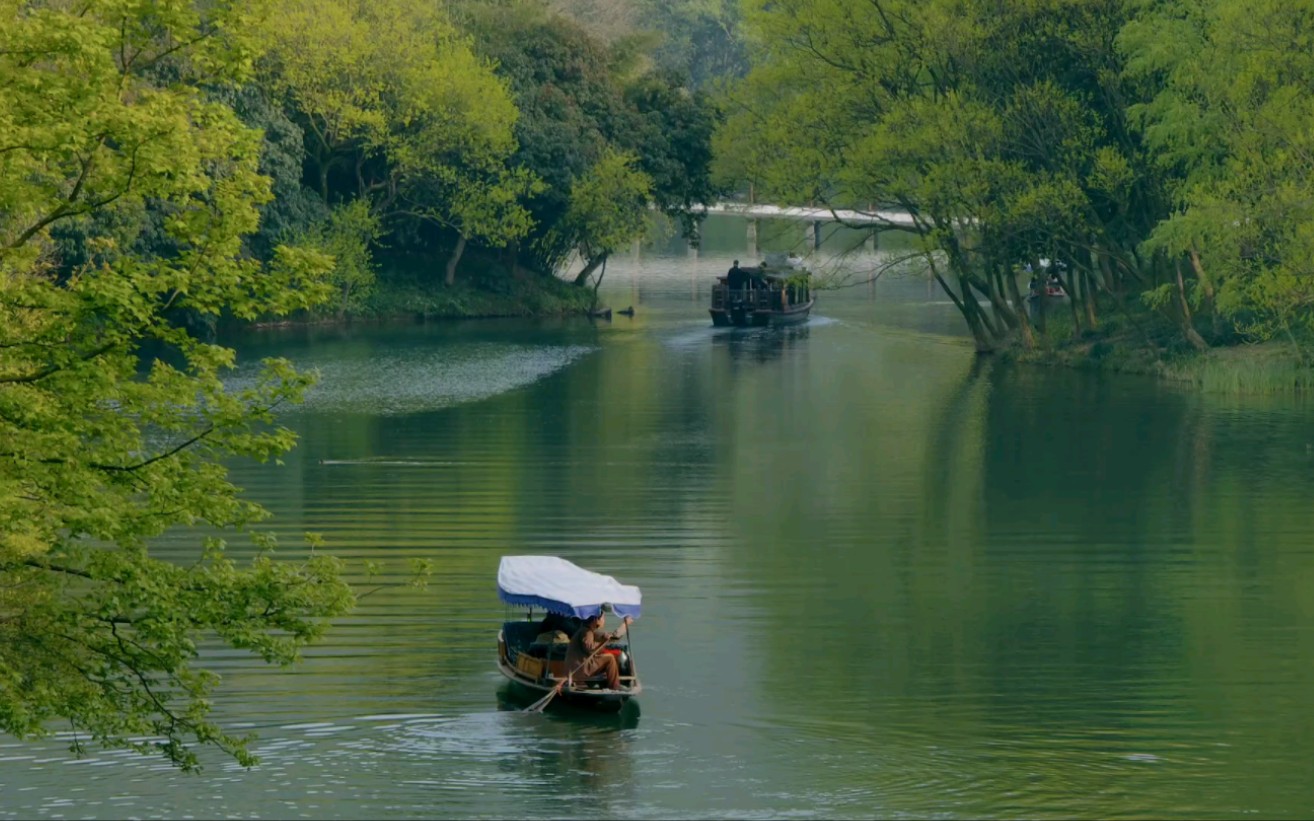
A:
[248,267,596,328]
[996,315,1314,395]
[717,1,1314,397]
[251,262,1314,396]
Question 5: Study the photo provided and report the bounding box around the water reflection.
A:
[493,683,642,729]
[7,219,1314,819]
[710,324,811,364]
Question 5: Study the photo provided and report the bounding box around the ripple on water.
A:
[232,342,597,415]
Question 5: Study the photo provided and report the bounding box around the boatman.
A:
[566,612,632,690]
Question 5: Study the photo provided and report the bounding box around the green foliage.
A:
[622,71,723,240]
[460,0,718,275]
[1124,0,1314,359]
[720,0,1314,360]
[260,0,532,256]
[0,0,350,769]
[225,84,329,262]
[292,200,382,316]
[721,0,1184,350]
[361,268,596,317]
[545,149,653,271]
[631,0,748,88]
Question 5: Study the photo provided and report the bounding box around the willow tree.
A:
[1121,0,1314,360]
[0,0,352,769]
[720,0,1167,352]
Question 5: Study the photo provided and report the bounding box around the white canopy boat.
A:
[495,555,642,711]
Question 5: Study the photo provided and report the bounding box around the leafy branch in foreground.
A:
[0,0,351,770]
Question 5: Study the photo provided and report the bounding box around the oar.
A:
[523,631,620,713]
[523,640,611,713]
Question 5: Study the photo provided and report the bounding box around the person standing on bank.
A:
[566,611,632,690]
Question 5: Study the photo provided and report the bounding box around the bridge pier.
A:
[865,231,878,254]
[746,218,758,254]
[805,221,821,249]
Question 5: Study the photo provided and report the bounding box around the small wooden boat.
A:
[711,256,814,327]
[495,556,642,712]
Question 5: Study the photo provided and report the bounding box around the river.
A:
[2,217,1314,819]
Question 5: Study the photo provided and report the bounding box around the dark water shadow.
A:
[495,681,642,730]
[711,323,811,363]
[489,682,642,801]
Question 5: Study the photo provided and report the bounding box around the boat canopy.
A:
[497,555,642,619]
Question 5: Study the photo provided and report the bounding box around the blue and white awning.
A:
[496,556,642,619]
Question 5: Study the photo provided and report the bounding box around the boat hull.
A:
[497,627,639,713]
[496,655,638,712]
[710,298,814,328]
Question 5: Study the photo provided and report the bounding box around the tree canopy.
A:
[459,0,721,282]
[0,0,351,769]
[718,0,1314,358]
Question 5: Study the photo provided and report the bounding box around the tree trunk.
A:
[930,265,993,353]
[1004,265,1035,349]
[444,234,467,287]
[1175,259,1209,351]
[993,267,1019,330]
[1059,267,1085,337]
[591,256,608,310]
[961,273,1004,339]
[1081,267,1099,330]
[1188,246,1222,338]
[573,254,605,287]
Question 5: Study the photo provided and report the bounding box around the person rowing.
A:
[565,611,633,690]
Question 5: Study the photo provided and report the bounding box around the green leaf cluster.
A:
[0,0,350,769]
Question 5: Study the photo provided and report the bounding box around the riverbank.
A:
[1001,322,1314,395]
[360,273,597,320]
[253,270,598,328]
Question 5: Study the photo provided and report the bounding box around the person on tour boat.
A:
[566,612,632,690]
[726,260,747,291]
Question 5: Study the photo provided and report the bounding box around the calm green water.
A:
[3,219,1314,819]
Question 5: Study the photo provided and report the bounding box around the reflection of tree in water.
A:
[494,683,640,804]
[711,324,810,364]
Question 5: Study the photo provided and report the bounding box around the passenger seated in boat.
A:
[537,611,582,638]
[566,612,632,690]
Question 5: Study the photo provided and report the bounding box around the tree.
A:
[633,0,748,89]
[621,70,722,242]
[721,0,1175,352]
[459,0,632,274]
[296,200,383,316]
[260,0,536,284]
[1122,0,1314,359]
[460,0,720,278]
[551,149,654,288]
[0,0,352,770]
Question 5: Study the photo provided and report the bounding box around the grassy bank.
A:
[999,313,1314,395]
[251,267,599,328]
[355,271,596,320]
